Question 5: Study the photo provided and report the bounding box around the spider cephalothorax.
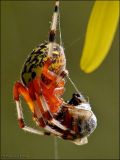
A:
[13,1,97,145]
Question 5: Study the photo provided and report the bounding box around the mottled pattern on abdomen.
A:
[21,42,66,86]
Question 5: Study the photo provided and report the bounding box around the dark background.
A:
[1,1,119,159]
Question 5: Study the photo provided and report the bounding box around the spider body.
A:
[13,1,97,145]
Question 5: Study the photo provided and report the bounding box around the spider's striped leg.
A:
[41,58,67,90]
[13,82,35,113]
[56,69,68,85]
[33,79,76,135]
[13,82,62,136]
[38,94,76,136]
[53,71,67,96]
[40,79,64,113]
[33,98,62,137]
[41,59,65,100]
[48,1,59,57]
[35,93,67,132]
[13,82,44,135]
[27,81,64,136]
[54,86,64,97]
[34,67,65,113]
[32,77,67,131]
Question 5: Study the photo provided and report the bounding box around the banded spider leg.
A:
[13,60,69,137]
[13,81,64,137]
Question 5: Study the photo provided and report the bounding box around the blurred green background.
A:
[1,1,119,159]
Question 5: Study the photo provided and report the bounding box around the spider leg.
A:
[41,59,57,82]
[33,85,63,130]
[54,77,65,97]
[37,60,65,112]
[33,101,62,136]
[48,1,59,57]
[33,72,64,112]
[41,59,67,90]
[32,76,67,131]
[39,94,75,135]
[56,69,68,84]
[54,87,64,97]
[31,62,73,134]
[38,86,75,135]
[13,82,62,136]
[13,82,35,113]
[13,82,45,135]
[15,100,44,135]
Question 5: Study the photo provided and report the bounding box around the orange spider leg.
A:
[42,79,65,112]
[13,82,35,113]
[54,87,64,97]
[57,79,65,87]
[13,81,47,135]
[40,80,63,113]
[41,59,57,82]
[53,79,65,96]
[13,81,62,136]
[41,61,66,112]
[34,59,65,113]
[32,76,67,131]
[41,77,65,113]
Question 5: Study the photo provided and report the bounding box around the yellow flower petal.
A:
[80,1,119,73]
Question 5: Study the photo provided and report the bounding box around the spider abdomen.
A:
[21,42,66,86]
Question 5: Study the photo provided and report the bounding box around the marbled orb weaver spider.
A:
[13,1,97,145]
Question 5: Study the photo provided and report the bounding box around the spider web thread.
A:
[58,6,84,100]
